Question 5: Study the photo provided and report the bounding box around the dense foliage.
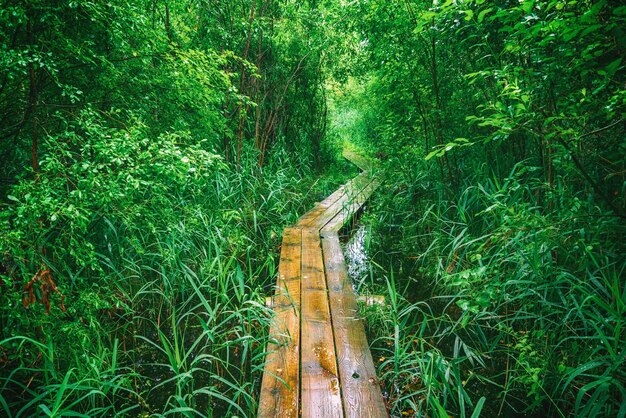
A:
[334,0,625,417]
[0,0,344,416]
[2,0,624,417]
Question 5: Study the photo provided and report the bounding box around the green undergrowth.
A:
[0,110,352,417]
[355,158,625,418]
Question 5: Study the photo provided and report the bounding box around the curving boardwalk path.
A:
[258,151,388,418]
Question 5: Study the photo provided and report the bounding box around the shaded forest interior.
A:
[0,1,624,417]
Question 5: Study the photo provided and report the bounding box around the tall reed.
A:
[359,159,625,417]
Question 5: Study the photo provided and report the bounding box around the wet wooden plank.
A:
[296,176,359,228]
[259,150,385,418]
[296,185,347,228]
[300,172,374,230]
[321,232,388,418]
[321,178,381,233]
[300,228,344,418]
[258,228,302,418]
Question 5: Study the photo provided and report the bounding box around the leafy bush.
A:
[0,106,346,415]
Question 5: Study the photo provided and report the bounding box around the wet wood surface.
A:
[321,232,388,418]
[304,172,375,231]
[297,172,372,229]
[300,228,344,418]
[257,228,302,418]
[258,152,387,417]
[321,177,381,233]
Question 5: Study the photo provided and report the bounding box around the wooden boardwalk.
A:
[258,151,387,418]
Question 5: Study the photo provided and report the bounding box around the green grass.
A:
[0,137,352,417]
[356,159,625,417]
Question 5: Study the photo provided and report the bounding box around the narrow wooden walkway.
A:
[258,151,387,418]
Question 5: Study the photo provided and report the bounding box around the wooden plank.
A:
[300,228,344,418]
[296,176,359,228]
[258,228,302,418]
[298,148,377,229]
[343,149,374,172]
[321,232,388,418]
[300,172,374,230]
[321,178,381,233]
[259,150,385,417]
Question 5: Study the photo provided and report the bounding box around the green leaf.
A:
[425,149,440,161]
[562,27,582,42]
[464,10,474,21]
[580,24,602,38]
[457,299,471,311]
[614,6,626,16]
[471,397,486,418]
[38,404,53,416]
[521,0,535,14]
[606,58,622,76]
[429,396,449,417]
[562,360,604,392]
[7,195,18,202]
[478,8,493,23]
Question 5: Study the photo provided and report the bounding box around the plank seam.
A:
[319,176,377,233]
[295,228,303,418]
[320,231,348,418]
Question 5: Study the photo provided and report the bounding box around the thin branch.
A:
[578,119,624,140]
